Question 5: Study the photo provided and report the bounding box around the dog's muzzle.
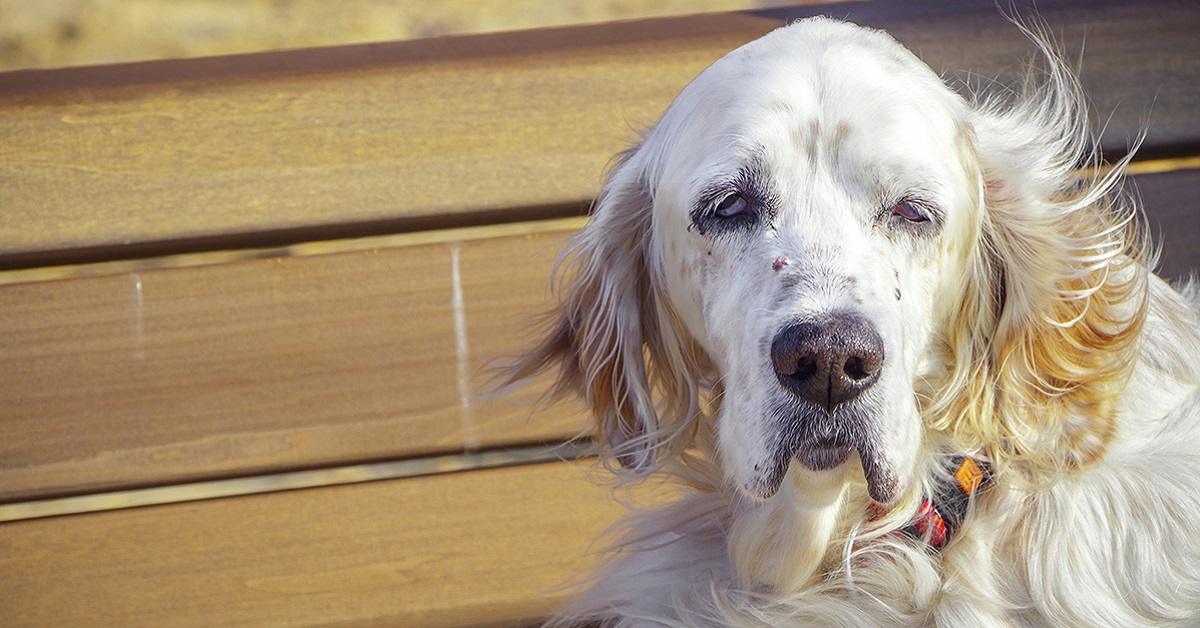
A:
[747,314,898,503]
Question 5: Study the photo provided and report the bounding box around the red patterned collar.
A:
[872,456,991,550]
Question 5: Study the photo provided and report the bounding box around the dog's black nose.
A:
[771,315,884,412]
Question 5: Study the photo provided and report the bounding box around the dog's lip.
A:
[856,442,899,503]
[742,444,898,503]
[793,443,898,503]
[793,441,853,470]
[747,404,903,503]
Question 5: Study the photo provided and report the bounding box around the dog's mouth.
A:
[794,438,853,470]
[746,409,900,504]
[797,438,898,504]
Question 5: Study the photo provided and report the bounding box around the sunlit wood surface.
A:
[1,0,1197,626]
[0,461,641,627]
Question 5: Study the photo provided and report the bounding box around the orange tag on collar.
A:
[954,457,984,494]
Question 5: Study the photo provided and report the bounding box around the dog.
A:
[502,16,1200,626]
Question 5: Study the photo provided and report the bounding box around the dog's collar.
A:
[873,456,991,550]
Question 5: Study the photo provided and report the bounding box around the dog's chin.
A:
[741,405,903,504]
[743,443,899,504]
[793,442,852,471]
[794,442,899,504]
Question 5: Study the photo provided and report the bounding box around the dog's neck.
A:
[728,464,855,593]
[727,457,990,594]
[880,456,991,550]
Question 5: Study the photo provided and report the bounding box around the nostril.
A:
[843,352,882,381]
[843,356,870,381]
[772,351,819,385]
[794,355,818,380]
[771,321,822,379]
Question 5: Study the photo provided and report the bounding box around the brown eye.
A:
[715,192,749,218]
[892,200,927,223]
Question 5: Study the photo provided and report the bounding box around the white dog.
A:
[504,17,1200,626]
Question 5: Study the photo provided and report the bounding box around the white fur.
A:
[506,17,1200,627]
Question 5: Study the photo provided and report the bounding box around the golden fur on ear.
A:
[926,29,1149,482]
[500,149,707,475]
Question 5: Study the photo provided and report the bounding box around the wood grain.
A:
[0,13,779,265]
[0,460,639,628]
[1132,167,1200,283]
[0,224,586,502]
[1,0,1197,265]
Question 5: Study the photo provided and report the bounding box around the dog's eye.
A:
[691,177,773,236]
[892,200,927,223]
[714,192,749,218]
[891,200,928,223]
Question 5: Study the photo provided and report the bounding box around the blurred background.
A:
[0,0,842,71]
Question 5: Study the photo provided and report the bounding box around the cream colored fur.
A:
[503,17,1200,627]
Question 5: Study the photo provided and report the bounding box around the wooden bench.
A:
[2,0,1198,625]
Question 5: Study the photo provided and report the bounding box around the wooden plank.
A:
[0,0,838,72]
[1,0,1197,265]
[0,222,587,502]
[0,13,780,266]
[1135,167,1200,283]
[0,460,633,627]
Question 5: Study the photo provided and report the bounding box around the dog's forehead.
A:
[648,20,967,195]
[702,20,956,133]
[715,18,933,89]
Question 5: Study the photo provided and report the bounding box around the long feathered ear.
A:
[931,26,1149,479]
[501,147,703,474]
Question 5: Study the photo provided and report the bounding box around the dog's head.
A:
[509,18,1145,505]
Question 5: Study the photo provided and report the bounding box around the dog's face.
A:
[643,20,982,503]
[511,17,1142,510]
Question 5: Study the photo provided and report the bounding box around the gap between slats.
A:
[0,441,593,523]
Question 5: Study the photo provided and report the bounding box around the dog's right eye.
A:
[691,174,773,236]
[714,192,749,218]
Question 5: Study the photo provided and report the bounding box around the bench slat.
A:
[0,13,778,266]
[0,461,631,627]
[2,0,1197,265]
[763,0,1200,158]
[0,223,585,502]
[1135,166,1200,282]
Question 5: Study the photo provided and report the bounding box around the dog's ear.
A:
[502,147,701,472]
[935,34,1148,475]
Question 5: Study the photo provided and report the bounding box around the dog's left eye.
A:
[891,200,928,223]
[714,192,749,218]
